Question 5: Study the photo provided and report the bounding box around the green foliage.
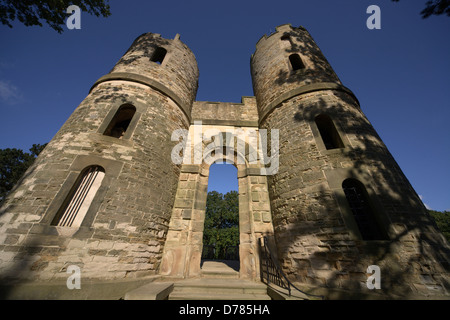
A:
[392,0,450,18]
[428,210,450,242]
[0,143,47,204]
[202,190,239,260]
[0,0,111,33]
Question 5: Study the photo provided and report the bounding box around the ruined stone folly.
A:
[0,24,448,299]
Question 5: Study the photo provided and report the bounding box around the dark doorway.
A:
[342,178,388,241]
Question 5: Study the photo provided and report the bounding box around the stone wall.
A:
[251,24,342,122]
[251,24,450,298]
[260,89,449,297]
[107,32,199,119]
[160,102,275,281]
[0,80,189,283]
[0,32,199,285]
[192,97,258,127]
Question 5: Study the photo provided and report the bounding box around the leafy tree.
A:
[392,0,450,18]
[0,143,46,204]
[428,210,450,242]
[202,190,239,260]
[0,0,111,33]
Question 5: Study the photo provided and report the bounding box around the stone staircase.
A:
[124,260,313,300]
[168,278,271,300]
[168,260,271,300]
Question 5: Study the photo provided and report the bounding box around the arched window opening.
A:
[52,166,105,228]
[151,46,167,64]
[103,104,136,139]
[202,162,239,266]
[342,179,387,241]
[289,53,305,71]
[315,114,344,150]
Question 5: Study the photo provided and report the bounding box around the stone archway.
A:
[159,128,275,281]
[200,161,239,264]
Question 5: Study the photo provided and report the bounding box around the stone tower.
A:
[0,25,448,299]
[0,32,199,286]
[251,24,449,298]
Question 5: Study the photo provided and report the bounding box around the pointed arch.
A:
[161,133,275,280]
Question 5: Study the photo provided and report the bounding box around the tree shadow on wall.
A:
[260,28,450,299]
[114,34,171,69]
[268,68,450,298]
[273,29,342,88]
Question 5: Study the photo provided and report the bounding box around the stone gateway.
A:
[0,24,448,300]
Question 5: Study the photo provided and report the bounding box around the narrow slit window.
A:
[52,166,105,228]
[289,54,305,71]
[151,47,167,64]
[315,114,344,150]
[342,179,387,241]
[103,104,136,139]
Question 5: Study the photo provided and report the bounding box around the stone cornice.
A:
[259,82,360,124]
[90,72,190,121]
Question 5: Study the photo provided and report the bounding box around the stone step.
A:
[201,260,239,270]
[169,278,271,300]
[201,270,239,279]
[201,260,239,279]
[169,291,271,300]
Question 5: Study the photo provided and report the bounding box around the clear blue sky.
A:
[0,0,449,211]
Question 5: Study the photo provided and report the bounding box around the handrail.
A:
[259,236,324,300]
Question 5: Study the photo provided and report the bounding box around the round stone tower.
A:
[251,24,449,297]
[0,32,199,286]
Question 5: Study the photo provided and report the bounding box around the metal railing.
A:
[259,236,324,299]
[201,244,239,261]
[202,245,216,260]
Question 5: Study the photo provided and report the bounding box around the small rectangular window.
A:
[151,47,167,64]
[315,114,344,150]
[289,54,305,71]
[103,104,136,139]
